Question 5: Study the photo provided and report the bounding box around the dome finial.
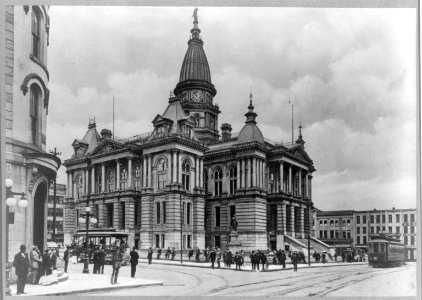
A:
[249,87,253,106]
[193,8,198,25]
[296,121,305,145]
[191,8,201,39]
[245,90,257,124]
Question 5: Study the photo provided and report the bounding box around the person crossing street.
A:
[130,247,139,278]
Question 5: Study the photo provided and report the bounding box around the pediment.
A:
[152,114,173,126]
[90,139,126,156]
[287,146,313,164]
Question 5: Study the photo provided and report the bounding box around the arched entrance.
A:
[33,182,47,252]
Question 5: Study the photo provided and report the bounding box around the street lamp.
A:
[307,201,313,267]
[5,179,28,296]
[78,206,97,273]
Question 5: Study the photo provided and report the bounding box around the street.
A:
[74,262,416,297]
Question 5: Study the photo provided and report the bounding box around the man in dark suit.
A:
[13,244,30,295]
[130,247,139,278]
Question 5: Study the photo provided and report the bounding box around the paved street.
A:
[74,262,416,297]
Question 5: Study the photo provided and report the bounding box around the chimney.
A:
[221,123,232,142]
[101,129,112,140]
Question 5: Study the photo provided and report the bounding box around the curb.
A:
[33,281,163,296]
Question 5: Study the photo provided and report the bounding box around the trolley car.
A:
[368,235,405,268]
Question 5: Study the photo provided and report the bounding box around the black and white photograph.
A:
[1,1,420,298]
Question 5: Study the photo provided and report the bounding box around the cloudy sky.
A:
[46,6,417,211]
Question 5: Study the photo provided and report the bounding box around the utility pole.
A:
[49,147,62,242]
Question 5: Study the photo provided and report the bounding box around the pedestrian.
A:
[281,250,286,268]
[226,249,233,269]
[39,249,56,285]
[111,246,123,284]
[99,246,106,274]
[292,252,298,272]
[63,246,70,273]
[188,249,194,261]
[93,246,101,274]
[171,247,176,260]
[240,250,244,266]
[165,247,171,259]
[265,251,270,271]
[260,250,267,271]
[222,250,227,267]
[216,248,221,268]
[13,244,30,295]
[235,252,242,271]
[250,251,256,271]
[29,246,42,284]
[334,253,337,262]
[130,247,139,278]
[195,247,201,262]
[209,248,216,269]
[322,252,326,264]
[157,248,162,260]
[147,247,153,264]
[341,251,345,263]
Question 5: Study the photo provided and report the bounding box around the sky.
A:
[45,6,417,211]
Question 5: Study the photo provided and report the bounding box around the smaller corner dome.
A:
[237,123,265,144]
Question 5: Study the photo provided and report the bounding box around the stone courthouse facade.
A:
[63,12,317,252]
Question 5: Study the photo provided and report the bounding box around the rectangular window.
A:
[347,231,351,238]
[411,226,414,234]
[363,215,367,224]
[404,214,408,222]
[230,206,236,228]
[330,230,334,239]
[357,227,360,234]
[404,226,408,234]
[396,226,400,233]
[214,236,220,248]
[183,235,186,249]
[215,206,220,227]
[357,216,360,224]
[357,236,360,244]
[377,227,380,233]
[370,215,374,224]
[342,231,346,238]
[382,215,385,223]
[156,202,161,224]
[335,230,339,238]
[183,202,186,225]
[188,235,192,248]
[404,236,408,245]
[319,230,323,238]
[388,226,392,233]
[396,214,400,223]
[370,227,374,234]
[410,214,415,222]
[382,226,385,232]
[324,231,328,239]
[376,215,380,223]
[120,181,126,190]
[411,236,415,245]
[388,215,392,223]
[161,234,165,248]
[121,202,126,229]
[31,10,40,59]
[163,202,167,224]
[107,204,113,227]
[134,203,138,226]
[187,202,191,225]
[158,174,167,190]
[363,227,367,234]
[155,234,160,248]
[363,236,367,245]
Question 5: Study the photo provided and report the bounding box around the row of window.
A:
[47,221,63,231]
[48,196,64,205]
[318,219,351,227]
[154,234,193,249]
[356,213,415,225]
[47,208,63,217]
[156,201,192,225]
[319,230,351,239]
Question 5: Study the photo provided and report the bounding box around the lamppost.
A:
[179,192,183,265]
[307,201,313,267]
[5,179,28,296]
[78,206,97,273]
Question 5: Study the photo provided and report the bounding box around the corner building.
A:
[63,13,318,253]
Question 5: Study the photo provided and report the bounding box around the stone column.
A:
[172,151,177,184]
[241,159,246,188]
[178,151,183,184]
[85,168,89,195]
[308,175,312,200]
[288,165,292,194]
[66,172,70,197]
[113,201,121,229]
[142,156,147,187]
[260,160,264,189]
[101,163,105,193]
[291,205,295,235]
[116,160,120,190]
[257,159,261,188]
[91,165,95,194]
[195,157,199,188]
[279,161,284,193]
[252,157,256,187]
[263,161,267,191]
[190,161,194,192]
[298,169,302,196]
[148,155,152,188]
[72,172,77,199]
[128,157,132,188]
[236,160,241,190]
[247,158,251,188]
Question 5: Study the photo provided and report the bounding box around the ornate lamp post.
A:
[5,179,28,296]
[78,206,97,273]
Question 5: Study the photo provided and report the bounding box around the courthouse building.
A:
[63,12,321,252]
[4,5,60,263]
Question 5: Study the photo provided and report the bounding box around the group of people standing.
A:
[12,244,59,295]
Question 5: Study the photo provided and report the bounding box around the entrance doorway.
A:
[33,182,47,252]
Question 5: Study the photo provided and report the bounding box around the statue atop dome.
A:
[193,8,198,23]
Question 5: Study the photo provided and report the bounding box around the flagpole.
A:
[291,99,294,144]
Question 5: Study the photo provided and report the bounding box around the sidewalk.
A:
[139,257,367,272]
[7,261,163,296]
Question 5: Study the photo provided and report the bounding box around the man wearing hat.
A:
[29,245,42,284]
[13,244,30,295]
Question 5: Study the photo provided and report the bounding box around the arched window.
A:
[120,168,128,190]
[76,174,83,199]
[157,158,167,190]
[30,84,40,145]
[330,220,334,227]
[229,165,237,195]
[96,173,102,193]
[214,168,223,196]
[107,170,115,192]
[194,113,200,127]
[31,7,41,59]
[335,219,339,226]
[347,219,351,227]
[182,159,190,191]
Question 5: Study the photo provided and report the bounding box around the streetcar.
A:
[367,235,405,268]
[69,228,130,265]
